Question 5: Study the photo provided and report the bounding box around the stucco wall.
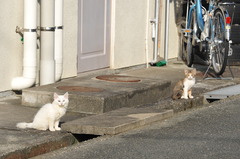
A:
[111,0,179,69]
[111,0,155,69]
[62,0,78,78]
[0,0,77,92]
[0,0,24,91]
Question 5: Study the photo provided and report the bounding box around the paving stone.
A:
[62,107,173,135]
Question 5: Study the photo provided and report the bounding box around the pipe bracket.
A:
[55,26,63,30]
[16,26,37,33]
[24,29,37,32]
[16,26,24,37]
[40,26,55,31]
[150,19,156,24]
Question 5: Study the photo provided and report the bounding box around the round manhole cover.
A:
[57,86,104,92]
[96,75,141,82]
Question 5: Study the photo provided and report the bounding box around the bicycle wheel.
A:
[212,9,228,75]
[185,11,195,67]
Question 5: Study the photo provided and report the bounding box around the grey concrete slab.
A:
[0,129,76,159]
[22,76,171,114]
[120,61,189,89]
[62,107,173,135]
[204,84,240,99]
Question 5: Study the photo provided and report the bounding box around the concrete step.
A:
[0,131,76,159]
[22,75,171,115]
[62,107,173,135]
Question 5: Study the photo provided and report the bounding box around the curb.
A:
[157,96,205,113]
[1,133,76,159]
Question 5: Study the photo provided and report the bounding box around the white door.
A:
[77,0,111,73]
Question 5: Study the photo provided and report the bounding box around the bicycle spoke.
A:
[211,9,228,75]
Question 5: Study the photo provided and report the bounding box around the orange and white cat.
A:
[172,69,196,100]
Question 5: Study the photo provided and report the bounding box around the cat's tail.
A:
[16,122,33,129]
[172,90,182,100]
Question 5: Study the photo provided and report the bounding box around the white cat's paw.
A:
[55,127,61,131]
[181,96,188,99]
[49,128,56,131]
[189,96,194,99]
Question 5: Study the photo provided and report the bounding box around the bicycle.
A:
[182,0,234,75]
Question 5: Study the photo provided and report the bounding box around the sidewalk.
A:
[1,60,240,158]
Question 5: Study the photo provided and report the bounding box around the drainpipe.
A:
[145,0,150,67]
[164,0,170,62]
[150,0,160,63]
[55,0,63,81]
[40,0,55,85]
[11,0,37,90]
[154,0,159,63]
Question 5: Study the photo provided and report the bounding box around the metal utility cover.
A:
[204,84,240,100]
[57,86,104,92]
[96,75,141,83]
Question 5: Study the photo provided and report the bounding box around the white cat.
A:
[16,92,69,131]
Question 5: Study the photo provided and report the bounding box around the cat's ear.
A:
[54,93,59,100]
[184,69,189,75]
[64,92,69,99]
[192,69,197,75]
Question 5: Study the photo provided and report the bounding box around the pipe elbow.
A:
[55,73,62,82]
[55,61,62,82]
[11,77,35,90]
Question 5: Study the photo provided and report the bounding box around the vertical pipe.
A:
[11,0,37,90]
[55,0,63,81]
[145,0,150,67]
[110,0,116,68]
[40,0,55,85]
[164,0,170,62]
[153,0,160,62]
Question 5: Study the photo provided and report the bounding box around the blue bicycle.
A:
[182,0,234,75]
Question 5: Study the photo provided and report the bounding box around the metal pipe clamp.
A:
[55,26,63,30]
[23,28,37,32]
[40,27,55,31]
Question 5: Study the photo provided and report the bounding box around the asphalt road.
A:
[33,97,240,159]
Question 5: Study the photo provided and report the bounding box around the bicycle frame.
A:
[187,0,205,31]
[183,0,234,76]
[186,0,231,41]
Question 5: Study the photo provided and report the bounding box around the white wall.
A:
[0,0,24,91]
[111,0,155,69]
[111,0,179,69]
[62,0,78,78]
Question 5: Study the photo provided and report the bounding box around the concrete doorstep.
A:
[22,76,171,114]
